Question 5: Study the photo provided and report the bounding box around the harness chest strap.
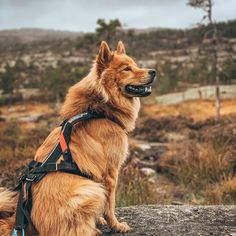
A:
[13,111,107,236]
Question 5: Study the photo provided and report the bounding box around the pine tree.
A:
[96,19,122,42]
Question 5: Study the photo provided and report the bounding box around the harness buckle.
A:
[25,174,37,182]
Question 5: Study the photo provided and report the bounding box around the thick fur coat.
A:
[0,41,155,236]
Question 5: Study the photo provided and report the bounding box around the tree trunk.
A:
[213,23,220,121]
[207,0,220,121]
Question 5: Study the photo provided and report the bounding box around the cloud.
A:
[0,0,235,31]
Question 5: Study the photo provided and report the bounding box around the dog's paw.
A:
[98,217,107,225]
[95,229,102,236]
[112,221,130,233]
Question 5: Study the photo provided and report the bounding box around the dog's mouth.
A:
[125,84,152,97]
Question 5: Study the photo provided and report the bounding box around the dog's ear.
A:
[117,41,126,54]
[96,41,113,77]
[98,41,112,64]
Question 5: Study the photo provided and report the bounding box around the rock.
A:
[140,167,156,176]
[100,205,236,236]
[18,113,43,122]
[8,106,15,113]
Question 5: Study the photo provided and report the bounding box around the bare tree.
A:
[188,0,220,120]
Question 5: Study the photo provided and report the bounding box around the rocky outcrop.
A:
[101,205,236,236]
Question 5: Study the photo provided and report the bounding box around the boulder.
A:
[101,205,236,236]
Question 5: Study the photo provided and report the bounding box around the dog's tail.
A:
[0,188,18,236]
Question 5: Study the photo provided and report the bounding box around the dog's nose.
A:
[148,69,156,78]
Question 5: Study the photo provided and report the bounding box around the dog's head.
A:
[95,41,156,99]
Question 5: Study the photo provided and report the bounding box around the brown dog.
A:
[0,41,156,236]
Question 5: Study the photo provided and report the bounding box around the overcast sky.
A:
[0,0,235,32]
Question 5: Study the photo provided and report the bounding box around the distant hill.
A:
[0,28,83,44]
[0,19,235,102]
[0,19,236,51]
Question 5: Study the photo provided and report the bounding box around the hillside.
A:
[0,20,236,103]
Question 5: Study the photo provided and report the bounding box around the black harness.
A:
[13,111,106,235]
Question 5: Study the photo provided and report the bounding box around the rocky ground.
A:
[100,205,236,236]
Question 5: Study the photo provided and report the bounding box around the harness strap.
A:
[22,182,38,234]
[31,162,91,179]
[15,183,26,231]
[59,122,73,162]
[59,133,68,153]
[14,111,105,235]
[15,182,39,235]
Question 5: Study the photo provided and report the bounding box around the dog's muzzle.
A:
[125,69,156,97]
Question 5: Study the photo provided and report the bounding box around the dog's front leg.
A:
[103,169,130,233]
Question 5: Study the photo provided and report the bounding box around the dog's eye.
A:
[123,66,131,71]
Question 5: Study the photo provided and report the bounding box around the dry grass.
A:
[6,100,236,122]
[206,176,236,205]
[0,121,49,187]
[116,166,157,207]
[160,137,235,204]
[142,99,236,121]
[1,99,236,205]
[0,103,53,116]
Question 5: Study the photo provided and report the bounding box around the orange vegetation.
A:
[142,99,236,121]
